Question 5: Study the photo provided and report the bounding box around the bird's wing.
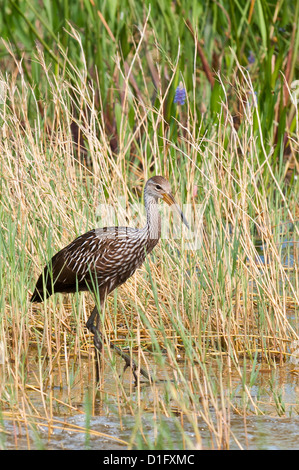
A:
[31,227,144,301]
[63,227,142,279]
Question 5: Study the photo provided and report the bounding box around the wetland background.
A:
[0,0,298,450]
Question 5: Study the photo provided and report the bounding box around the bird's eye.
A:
[155,184,162,190]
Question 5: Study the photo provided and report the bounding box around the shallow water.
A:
[1,354,299,450]
[3,410,299,450]
[254,238,298,268]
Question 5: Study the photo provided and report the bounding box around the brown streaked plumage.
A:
[31,176,188,383]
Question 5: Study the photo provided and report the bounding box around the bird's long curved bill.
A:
[163,193,189,229]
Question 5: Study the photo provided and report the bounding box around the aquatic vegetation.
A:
[0,1,298,450]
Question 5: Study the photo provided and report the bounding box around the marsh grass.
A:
[0,20,298,449]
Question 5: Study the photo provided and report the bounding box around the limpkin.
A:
[31,176,188,383]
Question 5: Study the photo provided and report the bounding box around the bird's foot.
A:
[88,323,153,384]
[123,359,138,385]
[122,355,153,385]
[111,343,153,385]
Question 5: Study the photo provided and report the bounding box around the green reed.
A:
[0,2,298,449]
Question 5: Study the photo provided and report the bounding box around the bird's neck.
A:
[144,193,161,243]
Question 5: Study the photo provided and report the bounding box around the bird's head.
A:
[145,176,189,228]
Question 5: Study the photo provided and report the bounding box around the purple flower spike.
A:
[248,51,255,64]
[174,81,186,105]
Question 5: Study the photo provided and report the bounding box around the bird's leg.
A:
[86,304,153,385]
[86,305,103,382]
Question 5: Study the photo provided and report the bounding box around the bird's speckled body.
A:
[31,176,188,382]
[31,177,166,303]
